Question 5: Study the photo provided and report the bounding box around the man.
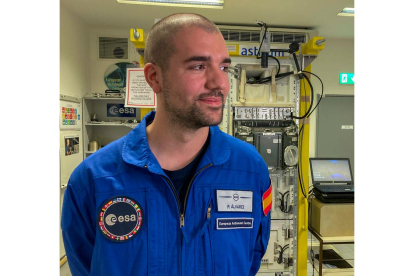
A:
[61,13,271,276]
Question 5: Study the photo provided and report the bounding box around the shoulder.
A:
[69,137,131,192]
[219,131,268,175]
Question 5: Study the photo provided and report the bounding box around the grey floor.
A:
[60,236,354,276]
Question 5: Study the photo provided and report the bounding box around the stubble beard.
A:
[162,82,225,131]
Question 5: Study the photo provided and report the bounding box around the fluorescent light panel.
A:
[117,0,224,9]
[337,7,354,17]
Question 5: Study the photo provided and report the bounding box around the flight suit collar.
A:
[122,111,230,172]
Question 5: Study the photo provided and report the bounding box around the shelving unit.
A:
[82,94,141,159]
[308,227,354,276]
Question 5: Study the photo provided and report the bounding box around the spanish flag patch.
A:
[262,183,272,216]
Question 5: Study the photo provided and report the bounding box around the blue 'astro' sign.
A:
[107,104,136,117]
[239,45,287,57]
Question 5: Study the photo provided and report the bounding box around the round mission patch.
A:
[98,196,143,242]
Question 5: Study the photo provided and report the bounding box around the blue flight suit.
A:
[61,111,271,276]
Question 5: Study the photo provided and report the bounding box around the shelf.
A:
[85,123,139,128]
[82,96,140,160]
[84,94,125,100]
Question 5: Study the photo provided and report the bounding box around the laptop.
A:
[309,158,354,203]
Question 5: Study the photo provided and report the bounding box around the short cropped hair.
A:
[144,13,220,71]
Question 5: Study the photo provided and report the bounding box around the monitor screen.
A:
[310,159,353,183]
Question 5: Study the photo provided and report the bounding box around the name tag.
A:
[216,218,254,230]
[216,190,253,212]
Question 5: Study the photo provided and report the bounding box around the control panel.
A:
[234,107,294,120]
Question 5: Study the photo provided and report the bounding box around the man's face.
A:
[160,27,231,129]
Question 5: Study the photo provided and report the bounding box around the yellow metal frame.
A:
[130,28,146,66]
[296,64,312,276]
[302,37,325,55]
[297,38,325,276]
[130,28,153,117]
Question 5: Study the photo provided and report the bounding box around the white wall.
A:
[308,38,354,158]
[60,4,90,259]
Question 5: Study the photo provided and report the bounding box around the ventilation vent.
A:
[99,37,129,60]
[219,30,307,44]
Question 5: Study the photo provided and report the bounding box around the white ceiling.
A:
[61,0,354,39]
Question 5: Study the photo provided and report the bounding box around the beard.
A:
[161,81,225,130]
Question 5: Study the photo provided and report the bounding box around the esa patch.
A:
[98,196,143,242]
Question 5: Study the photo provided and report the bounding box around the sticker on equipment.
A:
[216,190,253,212]
[98,196,143,242]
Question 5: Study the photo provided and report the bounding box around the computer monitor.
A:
[309,158,353,184]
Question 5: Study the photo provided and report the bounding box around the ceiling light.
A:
[337,7,354,16]
[117,0,224,9]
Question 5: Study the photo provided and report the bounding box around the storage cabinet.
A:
[82,95,141,159]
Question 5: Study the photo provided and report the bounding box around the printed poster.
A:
[125,68,157,108]
[64,135,80,156]
[60,100,81,130]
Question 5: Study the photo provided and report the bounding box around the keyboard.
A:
[315,185,354,193]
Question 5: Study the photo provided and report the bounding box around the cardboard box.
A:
[310,198,354,237]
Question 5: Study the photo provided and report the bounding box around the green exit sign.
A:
[339,73,354,84]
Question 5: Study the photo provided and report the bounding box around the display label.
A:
[216,218,253,230]
[216,190,253,212]
[107,104,136,117]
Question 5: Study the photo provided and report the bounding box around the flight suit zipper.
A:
[152,163,213,276]
[182,163,213,227]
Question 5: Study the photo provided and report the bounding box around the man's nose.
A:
[205,66,229,92]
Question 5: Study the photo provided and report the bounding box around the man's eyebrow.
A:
[183,56,232,64]
[222,58,232,64]
[184,56,211,63]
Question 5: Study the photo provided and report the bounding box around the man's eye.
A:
[191,65,205,70]
[220,66,229,72]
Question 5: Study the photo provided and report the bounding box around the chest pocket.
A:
[195,185,256,276]
[91,188,165,276]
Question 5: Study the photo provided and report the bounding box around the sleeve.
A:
[249,176,272,276]
[61,179,96,276]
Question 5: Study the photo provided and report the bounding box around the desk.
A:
[308,227,354,276]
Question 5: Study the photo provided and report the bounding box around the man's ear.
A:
[144,63,162,94]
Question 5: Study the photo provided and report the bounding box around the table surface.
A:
[309,227,354,243]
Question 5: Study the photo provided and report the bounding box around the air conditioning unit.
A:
[216,25,319,58]
[217,24,318,45]
[98,37,129,60]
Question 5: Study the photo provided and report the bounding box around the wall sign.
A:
[107,104,136,117]
[125,68,157,108]
[339,73,354,85]
[238,45,288,57]
[60,100,81,130]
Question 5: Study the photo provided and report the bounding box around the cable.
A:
[246,71,293,84]
[268,56,281,77]
[296,80,308,199]
[279,191,292,213]
[256,23,268,60]
[291,74,314,119]
[309,195,316,276]
[277,244,290,264]
[302,70,324,118]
